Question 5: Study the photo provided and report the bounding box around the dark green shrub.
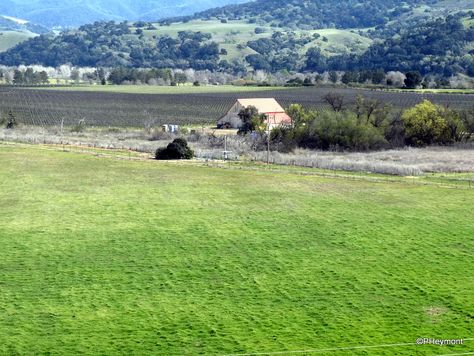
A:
[286,111,387,151]
[5,111,17,129]
[308,112,388,151]
[272,110,388,151]
[270,126,298,152]
[71,119,86,133]
[404,71,422,89]
[155,138,194,160]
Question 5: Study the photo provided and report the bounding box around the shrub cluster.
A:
[155,138,194,160]
[272,111,387,152]
[402,100,467,146]
[270,97,473,152]
[1,111,18,129]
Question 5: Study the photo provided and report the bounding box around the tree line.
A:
[1,68,50,85]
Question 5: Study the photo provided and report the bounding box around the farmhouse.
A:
[217,98,292,130]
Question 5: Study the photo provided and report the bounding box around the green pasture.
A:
[462,16,474,28]
[301,29,373,56]
[144,20,268,39]
[385,88,474,94]
[142,20,372,61]
[0,30,35,52]
[143,20,271,62]
[0,143,473,355]
[35,84,288,94]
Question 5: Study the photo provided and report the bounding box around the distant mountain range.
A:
[0,0,248,28]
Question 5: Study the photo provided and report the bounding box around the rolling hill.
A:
[0,31,36,53]
[142,20,374,62]
[0,15,48,53]
[0,15,48,33]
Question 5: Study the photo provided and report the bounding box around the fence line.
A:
[2,140,471,190]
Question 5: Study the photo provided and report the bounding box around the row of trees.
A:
[238,97,474,151]
[7,68,49,85]
[108,68,190,86]
[1,64,471,89]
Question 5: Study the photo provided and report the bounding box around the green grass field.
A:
[301,29,373,56]
[385,88,474,94]
[144,20,268,39]
[142,20,271,62]
[36,84,289,94]
[0,30,36,52]
[0,143,473,355]
[28,84,474,96]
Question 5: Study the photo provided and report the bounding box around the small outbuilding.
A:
[162,124,180,133]
[217,98,292,130]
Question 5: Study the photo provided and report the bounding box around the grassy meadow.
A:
[0,31,36,52]
[386,88,474,94]
[301,29,372,56]
[35,84,289,95]
[141,20,269,62]
[32,84,474,96]
[141,20,373,61]
[0,143,473,355]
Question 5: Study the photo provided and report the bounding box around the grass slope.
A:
[302,29,373,56]
[143,20,373,61]
[0,18,373,60]
[0,144,473,355]
[0,30,35,52]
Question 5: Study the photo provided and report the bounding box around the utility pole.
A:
[223,135,231,161]
[224,135,227,160]
[267,123,270,165]
[61,118,64,151]
[267,115,275,165]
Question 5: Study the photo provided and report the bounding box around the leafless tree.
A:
[323,92,345,112]
[355,95,391,126]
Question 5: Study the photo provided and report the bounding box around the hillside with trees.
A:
[175,0,433,29]
[345,15,474,76]
[312,15,474,77]
[0,22,221,70]
[0,0,472,81]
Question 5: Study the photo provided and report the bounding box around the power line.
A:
[223,338,474,356]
